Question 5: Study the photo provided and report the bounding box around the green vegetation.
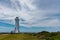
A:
[0,31,60,40]
[0,34,39,40]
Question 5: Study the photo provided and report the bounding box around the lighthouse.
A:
[14,17,20,33]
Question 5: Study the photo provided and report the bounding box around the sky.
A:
[0,0,60,32]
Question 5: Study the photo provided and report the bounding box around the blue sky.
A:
[0,0,60,32]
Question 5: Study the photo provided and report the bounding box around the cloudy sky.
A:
[0,0,60,32]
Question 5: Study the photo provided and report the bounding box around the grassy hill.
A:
[0,34,39,40]
[0,31,60,40]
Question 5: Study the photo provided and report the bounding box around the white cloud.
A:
[0,0,60,27]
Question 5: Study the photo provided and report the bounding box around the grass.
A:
[0,32,60,40]
[0,34,39,40]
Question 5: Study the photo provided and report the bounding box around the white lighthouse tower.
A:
[14,17,20,33]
